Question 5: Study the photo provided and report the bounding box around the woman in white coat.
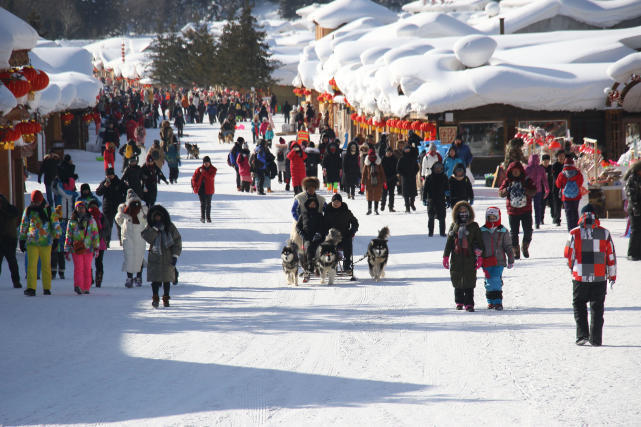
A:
[115,189,148,287]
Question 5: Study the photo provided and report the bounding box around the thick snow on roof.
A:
[0,7,38,67]
[295,7,641,116]
[81,36,154,80]
[28,46,102,115]
[607,52,641,82]
[306,0,398,29]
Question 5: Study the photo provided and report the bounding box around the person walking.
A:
[64,201,100,295]
[423,161,448,236]
[141,205,182,308]
[322,141,342,194]
[165,142,181,184]
[37,151,60,206]
[550,150,566,226]
[556,157,584,231]
[342,141,361,200]
[0,194,22,288]
[361,149,386,215]
[141,155,169,207]
[624,160,641,261]
[381,147,398,212]
[191,156,217,223]
[564,205,616,346]
[115,189,148,288]
[396,144,420,212]
[287,142,307,194]
[499,162,537,260]
[237,144,252,192]
[448,163,474,207]
[87,199,108,287]
[96,168,127,247]
[480,207,514,310]
[19,190,61,296]
[275,137,289,185]
[51,177,77,279]
[525,154,549,229]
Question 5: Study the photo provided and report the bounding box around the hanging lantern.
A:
[30,69,49,92]
[83,113,94,123]
[0,70,31,98]
[20,66,38,86]
[548,139,562,150]
[62,112,74,126]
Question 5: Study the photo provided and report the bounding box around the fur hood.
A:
[147,204,171,227]
[624,160,641,181]
[364,152,382,166]
[274,142,288,152]
[359,144,369,154]
[451,200,475,223]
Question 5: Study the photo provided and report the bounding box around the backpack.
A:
[563,179,579,199]
[125,144,134,159]
[509,181,527,208]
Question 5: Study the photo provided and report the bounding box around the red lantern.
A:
[0,70,31,98]
[548,140,561,150]
[367,118,373,126]
[350,113,357,121]
[20,66,38,85]
[62,112,74,126]
[30,69,49,92]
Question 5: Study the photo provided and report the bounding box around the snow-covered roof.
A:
[28,46,102,115]
[80,36,154,80]
[306,0,398,29]
[0,7,38,69]
[295,7,641,116]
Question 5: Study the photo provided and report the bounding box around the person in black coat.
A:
[102,122,120,151]
[141,155,168,207]
[551,150,566,226]
[342,141,361,199]
[396,144,419,212]
[448,163,474,207]
[322,141,342,192]
[422,161,448,236]
[57,154,78,184]
[296,197,325,273]
[38,151,60,207]
[323,193,359,272]
[0,193,22,287]
[381,147,398,212]
[121,156,145,201]
[305,142,321,178]
[174,110,185,137]
[96,168,127,247]
[282,101,292,124]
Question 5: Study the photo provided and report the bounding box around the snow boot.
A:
[59,271,65,279]
[375,210,379,215]
[576,337,589,346]
[487,303,495,309]
[43,289,51,295]
[366,209,372,215]
[456,304,463,310]
[465,305,475,312]
[95,271,103,288]
[381,203,385,211]
[513,245,521,260]
[125,277,133,288]
[13,282,22,288]
[152,296,160,308]
[410,200,416,211]
[83,290,90,294]
[389,206,396,212]
[135,276,142,287]
[200,218,205,223]
[74,286,82,295]
[173,269,179,285]
[24,288,36,297]
[494,304,503,311]
[522,240,530,258]
[162,295,170,307]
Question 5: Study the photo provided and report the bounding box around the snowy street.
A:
[2,118,641,426]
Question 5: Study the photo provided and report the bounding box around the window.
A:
[517,120,568,138]
[458,121,505,156]
[626,122,640,149]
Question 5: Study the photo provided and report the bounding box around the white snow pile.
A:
[303,0,398,29]
[28,45,102,115]
[607,52,641,83]
[294,0,641,116]
[82,36,154,81]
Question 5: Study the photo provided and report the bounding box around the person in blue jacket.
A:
[444,146,464,182]
[453,136,473,169]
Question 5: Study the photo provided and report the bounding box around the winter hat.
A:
[31,190,44,204]
[80,183,91,194]
[428,142,437,151]
[485,206,502,228]
[87,199,100,209]
[331,193,342,203]
[74,200,86,210]
[202,156,211,164]
[581,204,595,215]
[541,154,550,161]
[237,137,245,144]
[105,167,115,176]
[63,154,71,162]
[279,137,286,144]
[564,158,574,166]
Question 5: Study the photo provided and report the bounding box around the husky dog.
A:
[281,240,300,286]
[218,131,225,144]
[185,142,200,159]
[367,226,390,282]
[315,228,342,285]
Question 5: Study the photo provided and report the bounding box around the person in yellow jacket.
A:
[19,190,62,296]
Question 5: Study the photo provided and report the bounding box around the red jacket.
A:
[103,144,115,169]
[126,119,138,140]
[287,145,307,187]
[191,165,217,195]
[564,213,616,283]
[499,162,537,216]
[555,164,584,201]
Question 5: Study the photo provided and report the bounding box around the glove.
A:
[52,239,59,250]
[609,278,615,290]
[19,240,26,253]
[442,256,449,269]
[383,182,388,190]
[483,268,490,279]
[313,233,322,243]
[360,184,365,193]
[475,257,483,270]
[171,256,178,266]
[65,253,71,261]
[507,263,514,269]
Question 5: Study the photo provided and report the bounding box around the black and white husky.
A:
[315,228,342,285]
[281,240,300,286]
[367,226,390,282]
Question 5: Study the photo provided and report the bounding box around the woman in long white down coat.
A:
[115,189,148,287]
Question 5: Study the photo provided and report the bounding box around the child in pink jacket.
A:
[236,144,252,192]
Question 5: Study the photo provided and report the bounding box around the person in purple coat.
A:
[525,154,549,229]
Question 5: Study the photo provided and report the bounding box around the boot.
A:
[388,206,396,212]
[513,245,521,260]
[91,269,94,285]
[125,277,134,288]
[173,269,179,285]
[59,271,65,279]
[162,295,170,307]
[152,296,160,308]
[522,240,530,258]
[285,183,290,192]
[24,288,36,296]
[74,286,82,295]
[13,282,22,288]
[135,276,143,287]
[95,271,103,288]
[43,289,52,295]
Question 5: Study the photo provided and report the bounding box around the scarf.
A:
[151,223,174,255]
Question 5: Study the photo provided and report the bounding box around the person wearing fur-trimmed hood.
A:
[115,189,148,288]
[361,149,386,215]
[141,205,182,308]
[480,207,514,310]
[443,201,484,311]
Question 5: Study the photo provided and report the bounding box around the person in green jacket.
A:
[19,190,62,296]
[443,200,484,312]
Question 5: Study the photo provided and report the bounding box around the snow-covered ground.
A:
[1,116,641,425]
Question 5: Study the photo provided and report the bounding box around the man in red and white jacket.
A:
[564,204,616,346]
